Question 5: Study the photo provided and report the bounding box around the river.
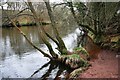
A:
[0,25,81,79]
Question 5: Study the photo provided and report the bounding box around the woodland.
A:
[1,0,120,79]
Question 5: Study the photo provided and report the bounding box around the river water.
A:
[0,25,81,79]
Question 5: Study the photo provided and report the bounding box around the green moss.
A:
[69,54,80,59]
[61,49,68,55]
[69,67,87,78]
[60,54,89,69]
[73,47,89,57]
[62,54,80,59]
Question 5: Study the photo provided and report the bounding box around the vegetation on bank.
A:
[1,0,120,79]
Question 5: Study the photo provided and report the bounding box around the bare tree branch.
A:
[27,2,58,58]
[44,0,67,55]
[2,8,30,24]
[42,28,59,46]
[2,6,52,59]
[52,3,68,9]
[67,2,96,35]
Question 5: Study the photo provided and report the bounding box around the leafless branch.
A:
[27,2,58,58]
[2,6,52,59]
[52,3,68,9]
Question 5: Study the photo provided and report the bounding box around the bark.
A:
[44,0,67,55]
[27,2,58,58]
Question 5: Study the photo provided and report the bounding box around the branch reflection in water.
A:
[30,60,73,79]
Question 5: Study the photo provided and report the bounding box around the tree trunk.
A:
[44,0,67,55]
[27,2,58,58]
[67,2,96,35]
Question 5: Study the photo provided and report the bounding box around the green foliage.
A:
[62,54,80,59]
[60,54,89,69]
[73,47,89,56]
[73,2,87,24]
[74,2,87,15]
[61,48,68,55]
[68,54,80,59]
[69,67,86,78]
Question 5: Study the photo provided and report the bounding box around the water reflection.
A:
[1,25,78,60]
[0,25,79,79]
[0,51,49,78]
[30,60,73,79]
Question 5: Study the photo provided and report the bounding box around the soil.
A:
[78,50,119,78]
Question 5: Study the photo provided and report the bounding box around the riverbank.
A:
[78,49,118,78]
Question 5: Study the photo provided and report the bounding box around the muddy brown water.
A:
[0,25,80,79]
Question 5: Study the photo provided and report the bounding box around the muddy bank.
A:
[78,50,118,78]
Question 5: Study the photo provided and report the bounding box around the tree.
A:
[67,1,120,50]
[5,0,119,78]
[1,0,120,78]
[2,0,89,69]
[2,2,33,26]
[86,2,120,44]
